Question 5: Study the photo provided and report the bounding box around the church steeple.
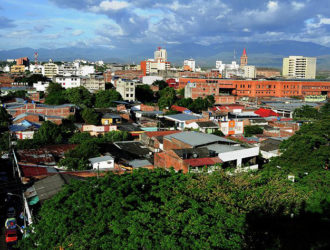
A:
[240,48,248,67]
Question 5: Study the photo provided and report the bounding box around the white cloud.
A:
[267,1,278,12]
[90,1,130,12]
[72,29,84,36]
[292,1,305,11]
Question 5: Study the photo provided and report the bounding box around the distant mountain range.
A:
[1,40,330,70]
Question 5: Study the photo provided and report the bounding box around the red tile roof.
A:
[145,130,181,138]
[171,105,189,112]
[254,108,279,117]
[183,157,222,167]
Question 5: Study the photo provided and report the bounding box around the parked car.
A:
[5,218,17,230]
[7,207,16,218]
[5,229,18,243]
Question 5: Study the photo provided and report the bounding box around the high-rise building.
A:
[183,59,196,72]
[140,47,171,76]
[242,65,256,79]
[240,48,248,67]
[282,56,316,79]
[43,60,59,78]
[115,78,135,102]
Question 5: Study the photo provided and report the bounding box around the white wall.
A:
[218,146,259,166]
[92,160,114,170]
[142,76,163,85]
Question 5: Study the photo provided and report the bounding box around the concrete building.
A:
[142,76,163,85]
[140,47,171,76]
[256,68,281,78]
[282,56,316,79]
[181,78,330,98]
[81,73,105,93]
[16,57,29,66]
[184,59,196,72]
[10,65,25,74]
[43,60,59,78]
[55,75,81,89]
[33,81,49,92]
[243,65,256,78]
[154,131,259,173]
[89,155,114,170]
[115,78,136,102]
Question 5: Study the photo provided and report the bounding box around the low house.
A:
[164,113,207,130]
[219,120,244,136]
[101,113,122,125]
[9,120,40,139]
[82,124,117,136]
[260,137,284,159]
[140,130,181,152]
[186,121,219,133]
[249,118,268,126]
[89,155,115,170]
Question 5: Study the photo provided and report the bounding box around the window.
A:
[130,94,133,97]
[126,94,129,97]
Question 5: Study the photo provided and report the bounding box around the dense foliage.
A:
[176,96,215,113]
[152,80,168,90]
[135,85,154,103]
[243,125,263,137]
[45,83,122,108]
[293,105,320,120]
[20,169,311,249]
[94,89,123,108]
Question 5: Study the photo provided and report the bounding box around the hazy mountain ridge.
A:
[1,40,330,69]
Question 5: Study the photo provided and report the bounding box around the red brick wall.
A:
[12,104,75,118]
[154,150,189,173]
[163,137,192,151]
[140,104,159,111]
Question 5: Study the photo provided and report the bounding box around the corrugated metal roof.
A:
[128,159,152,168]
[164,113,200,121]
[206,144,245,153]
[89,155,114,164]
[165,131,235,147]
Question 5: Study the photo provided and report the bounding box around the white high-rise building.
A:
[154,47,167,62]
[242,65,256,79]
[184,59,196,72]
[115,78,135,102]
[43,60,59,78]
[282,56,316,79]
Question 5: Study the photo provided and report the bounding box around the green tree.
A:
[158,87,176,109]
[33,121,63,145]
[293,105,320,120]
[244,125,263,137]
[20,169,308,250]
[135,85,154,103]
[81,108,99,125]
[152,80,168,90]
[267,116,330,174]
[212,129,224,137]
[45,82,67,105]
[65,87,93,107]
[94,89,123,108]
[0,107,11,131]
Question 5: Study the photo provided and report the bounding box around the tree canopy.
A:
[65,87,94,107]
[94,89,123,108]
[293,105,320,120]
[20,168,312,249]
[45,82,67,105]
[81,108,100,125]
[244,125,263,137]
[152,80,168,90]
[135,85,154,103]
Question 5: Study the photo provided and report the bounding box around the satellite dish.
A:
[193,153,198,158]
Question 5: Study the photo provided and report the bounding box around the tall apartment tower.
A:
[282,56,316,79]
[154,47,167,62]
[240,48,248,67]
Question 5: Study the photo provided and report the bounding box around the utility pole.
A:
[97,163,100,179]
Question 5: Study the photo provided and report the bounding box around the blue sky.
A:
[1,0,330,50]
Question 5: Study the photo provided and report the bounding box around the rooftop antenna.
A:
[34,52,38,66]
[233,49,236,61]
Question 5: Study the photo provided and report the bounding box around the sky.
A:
[1,0,330,50]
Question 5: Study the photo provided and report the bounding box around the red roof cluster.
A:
[254,108,279,117]
[171,105,189,112]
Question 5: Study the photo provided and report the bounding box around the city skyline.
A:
[1,0,330,51]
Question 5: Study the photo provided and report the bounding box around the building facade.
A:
[282,56,316,79]
[55,75,81,89]
[182,78,330,98]
[43,61,59,78]
[184,59,196,72]
[81,73,105,92]
[115,78,136,101]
